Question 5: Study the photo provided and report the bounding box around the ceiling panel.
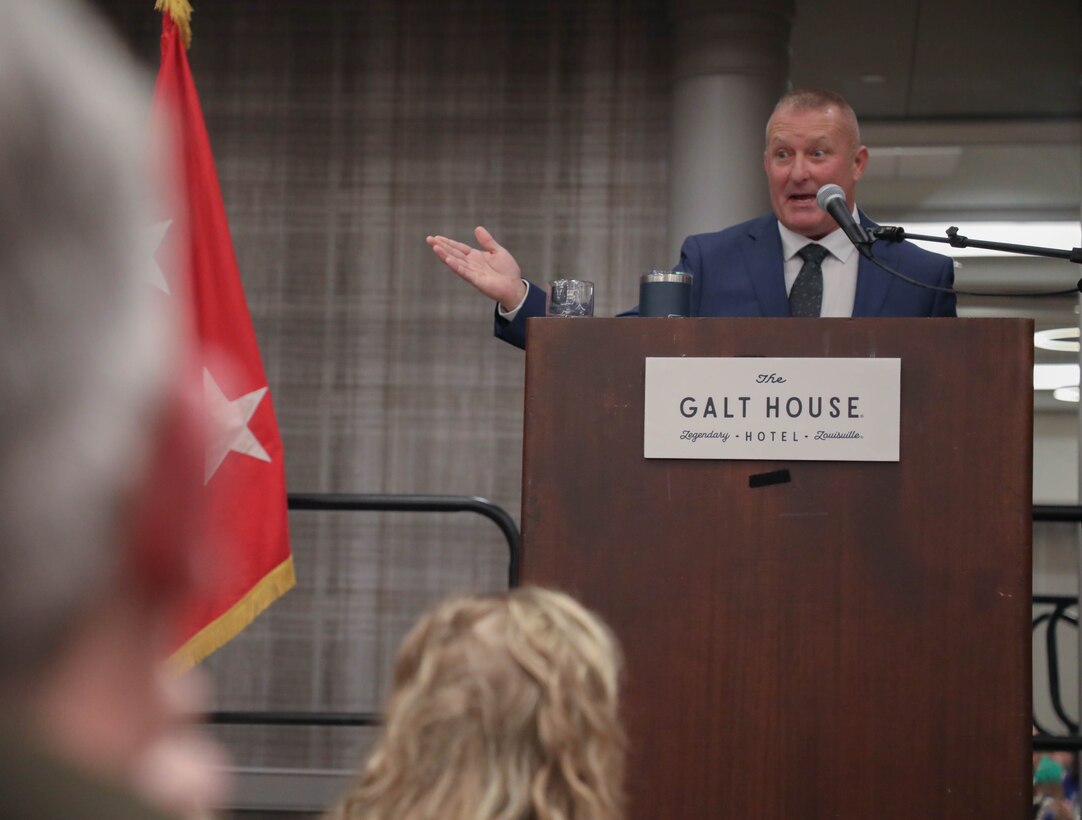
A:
[907,0,1082,118]
[790,0,1082,119]
[788,0,921,118]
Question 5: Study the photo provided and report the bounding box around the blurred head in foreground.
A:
[0,0,223,813]
[339,587,627,820]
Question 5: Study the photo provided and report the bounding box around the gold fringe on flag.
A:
[154,0,194,49]
[169,556,297,670]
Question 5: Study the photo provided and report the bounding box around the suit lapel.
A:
[742,216,790,317]
[852,212,892,317]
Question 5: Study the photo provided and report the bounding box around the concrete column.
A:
[669,0,794,263]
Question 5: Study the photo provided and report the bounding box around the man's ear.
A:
[852,145,869,182]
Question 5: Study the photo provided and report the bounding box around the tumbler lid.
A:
[640,270,692,284]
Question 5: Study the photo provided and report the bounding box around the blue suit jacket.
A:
[495,212,956,349]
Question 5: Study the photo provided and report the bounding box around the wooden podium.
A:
[520,318,1032,819]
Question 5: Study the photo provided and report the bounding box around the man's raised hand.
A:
[426,226,526,312]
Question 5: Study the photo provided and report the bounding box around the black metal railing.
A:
[286,493,521,589]
[1032,505,1082,754]
[209,492,521,729]
[1034,594,1078,736]
[212,499,1082,752]
[210,710,382,727]
[1035,505,1082,524]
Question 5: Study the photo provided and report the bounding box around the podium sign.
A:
[644,356,901,460]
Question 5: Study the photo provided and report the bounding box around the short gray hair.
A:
[768,88,862,148]
[0,0,177,672]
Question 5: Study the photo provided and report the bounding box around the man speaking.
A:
[427,89,956,349]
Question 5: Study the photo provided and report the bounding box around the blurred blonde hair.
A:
[338,587,626,820]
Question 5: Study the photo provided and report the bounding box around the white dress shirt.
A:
[777,209,861,318]
[498,280,531,322]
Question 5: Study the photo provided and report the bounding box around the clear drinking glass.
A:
[547,279,595,317]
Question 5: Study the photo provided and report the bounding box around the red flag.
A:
[152,8,294,666]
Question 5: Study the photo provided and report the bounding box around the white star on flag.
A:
[145,219,173,294]
[203,366,272,484]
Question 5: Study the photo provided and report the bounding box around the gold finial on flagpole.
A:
[154,0,193,49]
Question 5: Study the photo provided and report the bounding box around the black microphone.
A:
[816,183,872,252]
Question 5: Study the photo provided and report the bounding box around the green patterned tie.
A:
[789,243,829,317]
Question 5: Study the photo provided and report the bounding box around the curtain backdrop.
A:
[96,0,670,769]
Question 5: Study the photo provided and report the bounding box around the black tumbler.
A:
[639,270,692,317]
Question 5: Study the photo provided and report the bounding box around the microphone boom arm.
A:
[871,225,1082,264]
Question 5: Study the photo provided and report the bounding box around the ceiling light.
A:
[1053,386,1079,403]
[865,147,963,180]
[1034,363,1079,390]
[1035,327,1081,352]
